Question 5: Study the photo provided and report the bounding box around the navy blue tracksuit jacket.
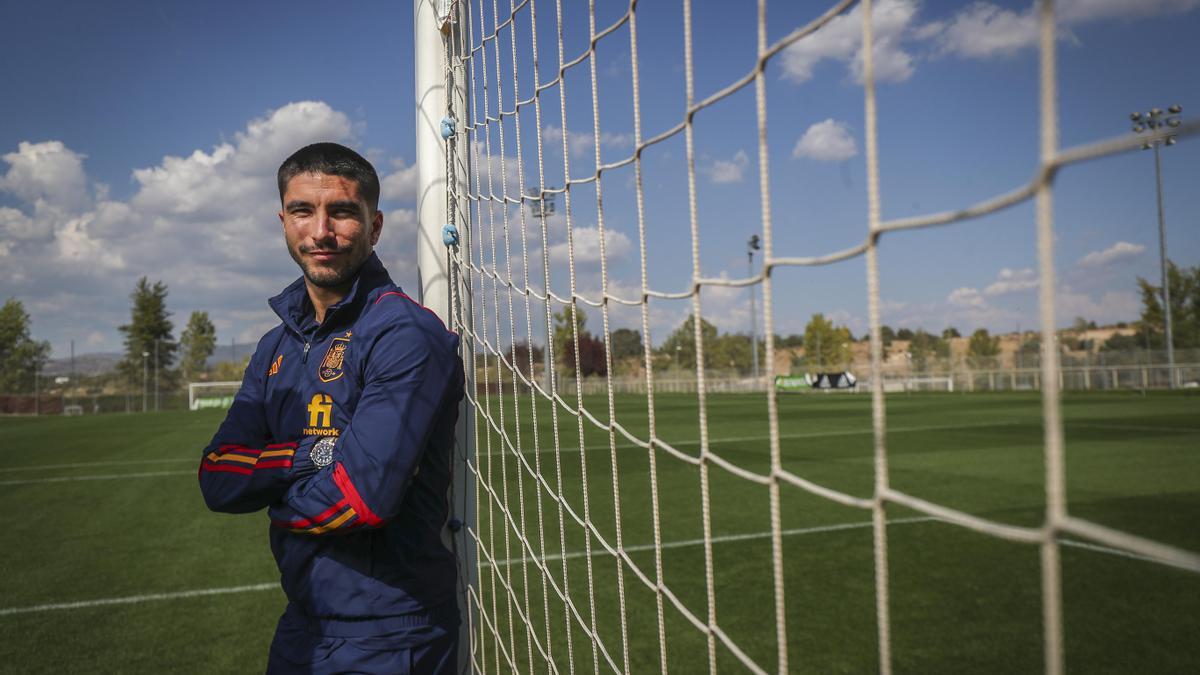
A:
[197,253,464,651]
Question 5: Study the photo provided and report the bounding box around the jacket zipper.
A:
[302,341,311,363]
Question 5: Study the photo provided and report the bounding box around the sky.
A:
[2,0,1199,359]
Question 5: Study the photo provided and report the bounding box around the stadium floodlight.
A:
[1129,104,1183,387]
[748,234,761,381]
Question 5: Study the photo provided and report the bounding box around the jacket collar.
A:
[269,252,392,335]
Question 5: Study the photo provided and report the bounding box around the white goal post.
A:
[187,381,241,411]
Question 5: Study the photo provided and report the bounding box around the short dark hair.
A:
[277,142,381,212]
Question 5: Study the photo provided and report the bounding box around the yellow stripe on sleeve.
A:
[291,508,357,535]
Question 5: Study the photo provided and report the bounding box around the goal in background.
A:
[187,381,240,411]
[412,1,1200,673]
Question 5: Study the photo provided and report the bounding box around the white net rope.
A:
[431,1,1200,673]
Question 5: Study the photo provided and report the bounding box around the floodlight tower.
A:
[748,234,761,381]
[1130,105,1182,387]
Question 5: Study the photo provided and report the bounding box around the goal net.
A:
[187,381,241,411]
[413,1,1200,673]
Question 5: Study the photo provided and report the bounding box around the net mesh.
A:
[427,1,1200,673]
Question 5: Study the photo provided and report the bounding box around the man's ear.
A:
[370,210,383,246]
[278,209,286,231]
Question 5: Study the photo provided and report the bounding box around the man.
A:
[198,142,464,674]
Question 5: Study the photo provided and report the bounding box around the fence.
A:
[474,362,1200,398]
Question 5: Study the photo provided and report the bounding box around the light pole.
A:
[154,338,160,412]
[142,350,149,413]
[1130,105,1182,388]
[747,234,761,381]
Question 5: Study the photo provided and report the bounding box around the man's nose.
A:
[312,210,335,241]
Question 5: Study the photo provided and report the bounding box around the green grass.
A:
[0,391,1197,673]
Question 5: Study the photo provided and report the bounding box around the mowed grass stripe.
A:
[0,583,279,617]
[3,516,1182,622]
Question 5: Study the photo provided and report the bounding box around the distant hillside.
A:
[41,352,123,377]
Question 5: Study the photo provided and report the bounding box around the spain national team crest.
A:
[318,336,350,383]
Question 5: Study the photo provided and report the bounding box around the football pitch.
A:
[0,391,1197,674]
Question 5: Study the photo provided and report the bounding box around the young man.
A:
[198,142,463,673]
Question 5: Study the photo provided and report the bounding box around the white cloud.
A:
[780,0,918,84]
[928,3,1040,59]
[542,124,633,159]
[0,101,428,356]
[793,119,859,161]
[984,267,1038,296]
[0,140,92,211]
[928,0,1200,59]
[706,150,750,184]
[1077,241,1145,268]
[1056,287,1140,324]
[380,159,419,203]
[548,226,632,264]
[947,286,986,308]
[0,205,41,241]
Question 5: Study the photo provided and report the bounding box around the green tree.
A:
[552,307,606,377]
[709,333,762,373]
[896,327,914,341]
[942,327,961,339]
[1136,261,1200,349]
[1100,333,1141,352]
[878,325,895,348]
[609,328,643,361]
[801,313,851,369]
[0,299,51,392]
[967,328,1000,358]
[118,278,177,391]
[213,356,251,382]
[779,334,804,348]
[659,314,719,370]
[908,330,949,372]
[178,311,217,382]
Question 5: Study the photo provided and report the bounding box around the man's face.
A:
[279,172,383,290]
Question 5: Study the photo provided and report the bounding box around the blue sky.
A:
[2,0,1198,358]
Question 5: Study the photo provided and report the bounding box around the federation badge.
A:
[318,336,350,382]
[311,437,337,468]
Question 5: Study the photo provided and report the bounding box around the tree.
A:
[178,311,217,382]
[779,334,804,348]
[1135,261,1200,350]
[609,328,643,361]
[967,328,1000,358]
[0,299,51,392]
[552,307,606,377]
[895,327,914,341]
[1100,333,1141,352]
[942,327,961,339]
[709,333,761,373]
[508,341,544,375]
[801,313,851,369]
[878,325,895,348]
[908,330,949,372]
[118,277,177,391]
[658,314,719,370]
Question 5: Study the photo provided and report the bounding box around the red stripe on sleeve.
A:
[217,444,263,455]
[200,463,254,476]
[332,463,384,527]
[255,459,293,470]
[271,500,348,529]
